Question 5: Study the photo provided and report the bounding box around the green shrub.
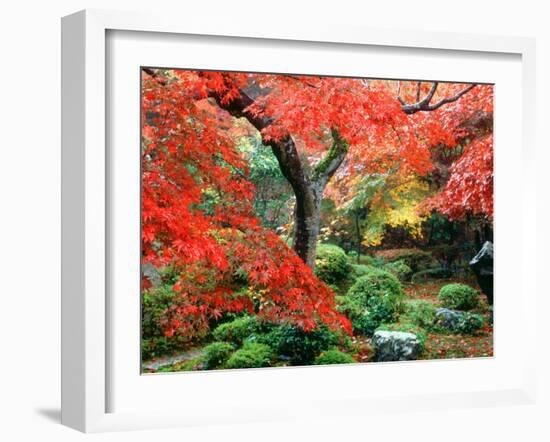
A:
[314,349,355,365]
[347,268,403,307]
[339,297,396,337]
[438,283,479,310]
[225,342,273,369]
[315,244,350,284]
[375,248,437,272]
[376,322,427,352]
[202,342,235,369]
[259,323,340,366]
[351,264,378,279]
[456,313,484,334]
[341,269,403,336]
[411,267,450,283]
[356,254,385,267]
[384,260,413,282]
[142,286,175,338]
[142,285,189,359]
[212,316,265,346]
[403,300,437,328]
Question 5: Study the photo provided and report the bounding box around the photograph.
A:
[140,68,494,373]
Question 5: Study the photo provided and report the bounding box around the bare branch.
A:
[422,82,439,105]
[401,82,477,114]
[286,75,319,88]
[142,67,167,85]
[396,81,406,106]
[426,84,477,111]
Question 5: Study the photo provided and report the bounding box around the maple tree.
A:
[141,68,493,338]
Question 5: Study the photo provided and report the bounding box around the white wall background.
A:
[0,1,547,440]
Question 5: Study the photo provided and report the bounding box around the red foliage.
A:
[141,70,351,338]
[426,135,493,219]
[408,83,494,220]
[141,70,493,339]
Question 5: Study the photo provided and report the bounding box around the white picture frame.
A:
[61,9,537,433]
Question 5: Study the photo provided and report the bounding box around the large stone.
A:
[142,262,162,288]
[372,331,421,362]
[469,241,493,305]
[434,308,463,330]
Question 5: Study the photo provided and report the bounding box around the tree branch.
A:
[425,84,477,111]
[401,82,476,114]
[208,86,313,202]
[312,128,349,185]
[396,81,406,105]
[142,67,167,85]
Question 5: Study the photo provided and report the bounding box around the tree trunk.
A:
[292,182,324,268]
[289,130,349,269]
[211,87,348,269]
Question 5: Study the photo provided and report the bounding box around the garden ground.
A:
[142,254,493,374]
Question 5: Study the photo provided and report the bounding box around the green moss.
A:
[312,128,349,180]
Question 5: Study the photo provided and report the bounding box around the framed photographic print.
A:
[61,9,537,433]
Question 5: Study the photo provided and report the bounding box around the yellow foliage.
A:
[362,175,430,245]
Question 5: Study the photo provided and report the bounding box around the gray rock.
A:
[469,241,493,305]
[142,262,162,288]
[372,331,421,362]
[434,308,463,330]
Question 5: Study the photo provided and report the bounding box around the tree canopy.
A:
[141,69,493,338]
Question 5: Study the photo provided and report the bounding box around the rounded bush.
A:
[438,283,479,310]
[456,313,484,334]
[224,342,273,369]
[347,268,403,305]
[212,316,262,346]
[342,269,403,336]
[202,342,235,369]
[384,260,413,282]
[259,324,340,366]
[314,349,355,365]
[315,244,350,284]
[403,300,437,328]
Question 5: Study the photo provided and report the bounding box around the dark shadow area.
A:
[34,407,61,423]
